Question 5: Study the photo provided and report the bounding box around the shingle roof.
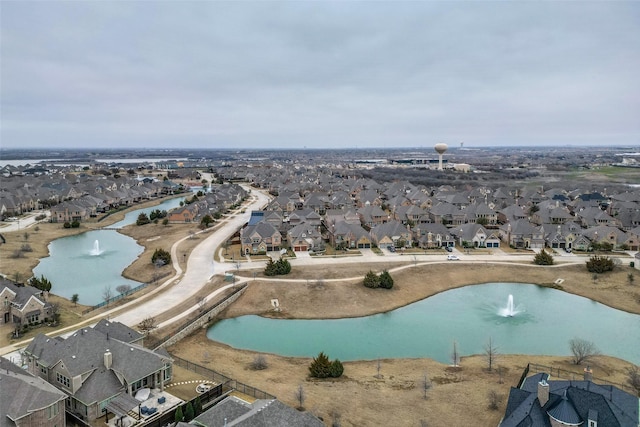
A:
[0,357,67,425]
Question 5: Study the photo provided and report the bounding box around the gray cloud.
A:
[1,1,638,149]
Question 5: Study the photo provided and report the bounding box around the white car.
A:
[447,255,460,261]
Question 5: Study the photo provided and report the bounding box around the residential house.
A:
[287,222,323,252]
[497,204,528,225]
[1,279,54,327]
[464,202,498,225]
[500,370,639,427]
[456,223,501,248]
[532,201,574,225]
[24,321,172,424]
[329,221,372,249]
[414,223,455,249]
[575,206,619,228]
[393,204,427,225]
[369,220,412,249]
[288,209,322,228]
[167,204,199,223]
[499,219,545,249]
[0,357,67,427]
[50,201,89,223]
[542,222,582,250]
[627,226,640,251]
[581,225,628,251]
[241,221,282,254]
[358,205,388,228]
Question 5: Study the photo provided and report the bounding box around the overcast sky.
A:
[1,1,639,150]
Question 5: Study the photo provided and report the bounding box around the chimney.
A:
[538,379,549,407]
[584,365,593,381]
[104,350,112,370]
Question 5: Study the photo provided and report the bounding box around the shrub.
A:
[151,248,172,266]
[63,222,71,229]
[250,354,268,370]
[71,220,80,228]
[136,213,151,226]
[533,249,554,265]
[378,270,394,289]
[363,270,380,288]
[20,244,33,253]
[264,258,291,276]
[309,352,332,378]
[586,255,614,273]
[309,352,344,378]
[329,359,344,378]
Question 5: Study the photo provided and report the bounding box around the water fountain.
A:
[90,239,103,256]
[499,294,519,317]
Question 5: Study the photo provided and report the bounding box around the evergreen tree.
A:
[586,255,614,273]
[533,249,554,265]
[329,359,344,378]
[378,270,394,289]
[193,396,203,416]
[309,352,332,378]
[174,406,183,423]
[184,402,195,421]
[151,248,172,266]
[363,270,380,288]
[136,212,150,225]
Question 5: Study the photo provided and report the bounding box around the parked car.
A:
[388,246,396,253]
[447,254,460,261]
[445,246,453,252]
[564,247,572,253]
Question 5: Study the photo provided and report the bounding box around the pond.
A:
[34,196,185,306]
[207,283,640,364]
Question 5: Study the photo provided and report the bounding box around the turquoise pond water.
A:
[207,282,640,364]
[34,197,184,306]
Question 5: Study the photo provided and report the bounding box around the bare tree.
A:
[250,354,268,370]
[138,316,157,334]
[626,365,640,395]
[569,338,600,365]
[487,390,501,410]
[451,340,460,367]
[294,384,305,410]
[102,285,113,305]
[48,303,60,324]
[374,358,382,379]
[484,337,499,371]
[421,371,432,400]
[116,284,132,295]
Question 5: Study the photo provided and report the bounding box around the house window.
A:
[47,403,59,419]
[40,364,47,375]
[56,372,70,388]
[27,313,40,324]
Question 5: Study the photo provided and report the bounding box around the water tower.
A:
[434,143,448,170]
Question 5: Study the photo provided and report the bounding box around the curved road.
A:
[112,187,271,326]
